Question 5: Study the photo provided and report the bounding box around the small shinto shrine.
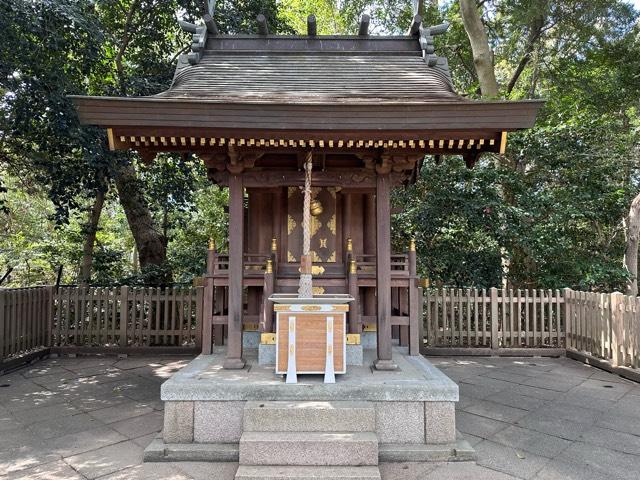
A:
[72,11,541,479]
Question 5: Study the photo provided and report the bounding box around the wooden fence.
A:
[52,286,203,350]
[424,288,566,351]
[1,285,203,367]
[564,291,639,373]
[423,287,640,380]
[2,285,639,381]
[1,287,54,363]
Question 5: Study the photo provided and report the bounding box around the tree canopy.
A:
[1,0,639,292]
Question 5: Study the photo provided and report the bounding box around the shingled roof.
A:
[157,34,460,103]
[71,14,542,144]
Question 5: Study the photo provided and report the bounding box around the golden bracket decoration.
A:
[297,265,325,275]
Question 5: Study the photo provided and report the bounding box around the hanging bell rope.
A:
[298,151,314,298]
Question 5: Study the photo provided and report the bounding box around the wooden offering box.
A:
[272,295,351,375]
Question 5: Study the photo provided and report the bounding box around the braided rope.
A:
[298,151,313,298]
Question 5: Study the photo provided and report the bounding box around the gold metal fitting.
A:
[409,237,416,252]
[271,237,277,252]
[346,334,361,345]
[311,265,325,275]
[346,238,353,252]
[208,238,215,250]
[310,199,323,216]
[420,278,431,288]
[349,259,357,274]
[266,259,273,274]
[261,333,276,345]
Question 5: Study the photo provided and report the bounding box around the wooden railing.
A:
[1,287,54,363]
[423,287,640,381]
[424,288,565,350]
[564,291,639,372]
[2,285,639,381]
[1,286,203,369]
[53,286,202,349]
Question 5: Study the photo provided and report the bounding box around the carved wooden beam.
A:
[203,147,264,175]
[209,169,408,188]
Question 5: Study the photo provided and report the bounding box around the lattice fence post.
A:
[490,287,499,351]
[610,292,624,367]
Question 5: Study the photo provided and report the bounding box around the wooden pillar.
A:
[408,242,420,356]
[224,174,245,369]
[343,192,352,247]
[375,174,396,369]
[399,287,409,346]
[348,260,361,334]
[363,192,377,330]
[203,241,218,351]
[213,287,224,346]
[364,193,376,254]
[261,260,274,333]
[272,189,282,260]
[202,278,213,354]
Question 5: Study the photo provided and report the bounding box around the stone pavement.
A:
[0,354,638,479]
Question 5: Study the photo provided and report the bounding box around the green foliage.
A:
[2,0,640,292]
[506,117,638,291]
[394,157,506,288]
[0,0,105,222]
[168,182,229,283]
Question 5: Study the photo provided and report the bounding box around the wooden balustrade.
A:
[0,287,53,363]
[1,285,203,369]
[52,286,202,349]
[3,283,639,382]
[424,288,565,350]
[423,288,640,378]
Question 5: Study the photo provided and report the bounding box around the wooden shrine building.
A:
[72,14,542,370]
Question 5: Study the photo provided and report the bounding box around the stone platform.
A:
[147,346,475,470]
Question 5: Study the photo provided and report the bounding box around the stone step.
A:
[243,401,375,433]
[235,466,381,480]
[239,431,378,466]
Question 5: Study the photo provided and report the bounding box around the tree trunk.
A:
[113,160,169,281]
[624,192,640,296]
[413,0,438,17]
[506,3,546,96]
[459,0,499,98]
[78,187,106,285]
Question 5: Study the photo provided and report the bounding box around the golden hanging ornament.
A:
[310,199,323,217]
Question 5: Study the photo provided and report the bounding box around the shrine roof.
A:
[70,16,543,144]
[155,35,459,103]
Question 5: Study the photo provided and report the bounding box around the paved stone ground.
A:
[0,354,638,480]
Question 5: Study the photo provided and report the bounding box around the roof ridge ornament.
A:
[419,22,449,67]
[178,1,219,66]
[257,14,269,35]
[307,15,317,36]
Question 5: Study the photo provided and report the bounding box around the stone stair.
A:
[235,401,381,480]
